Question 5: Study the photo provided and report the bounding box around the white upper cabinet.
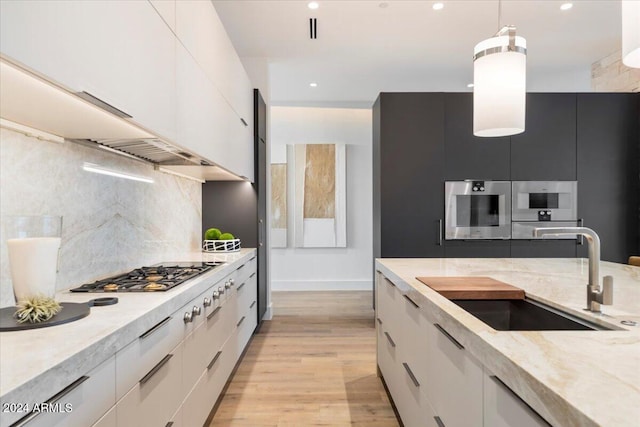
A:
[149,0,177,33]
[0,0,177,142]
[176,0,254,180]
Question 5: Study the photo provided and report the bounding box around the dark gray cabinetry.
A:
[373,93,445,258]
[511,93,577,180]
[254,89,268,324]
[444,93,510,180]
[577,93,639,263]
[511,240,577,258]
[202,183,257,248]
[445,241,511,258]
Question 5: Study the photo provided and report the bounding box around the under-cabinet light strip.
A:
[0,118,64,144]
[82,162,154,183]
[157,166,205,183]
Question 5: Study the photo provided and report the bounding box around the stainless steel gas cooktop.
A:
[70,262,224,293]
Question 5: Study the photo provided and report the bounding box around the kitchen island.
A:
[375,258,640,427]
[0,249,257,427]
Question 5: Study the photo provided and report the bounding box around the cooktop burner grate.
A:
[70,262,223,293]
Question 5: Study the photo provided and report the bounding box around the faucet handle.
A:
[601,275,613,305]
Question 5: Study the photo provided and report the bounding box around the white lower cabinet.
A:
[15,356,116,427]
[378,272,541,427]
[483,370,550,427]
[91,406,116,427]
[116,341,183,427]
[426,320,483,427]
[79,259,258,427]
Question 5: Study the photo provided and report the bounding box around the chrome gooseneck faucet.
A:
[533,227,613,313]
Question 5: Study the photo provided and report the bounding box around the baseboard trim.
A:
[262,303,274,321]
[271,280,372,291]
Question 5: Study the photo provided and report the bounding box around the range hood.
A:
[0,58,208,167]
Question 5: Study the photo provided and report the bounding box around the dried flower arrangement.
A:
[14,295,62,323]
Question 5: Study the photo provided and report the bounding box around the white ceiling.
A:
[213,0,623,107]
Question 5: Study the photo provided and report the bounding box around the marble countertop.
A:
[376,258,640,427]
[0,249,256,408]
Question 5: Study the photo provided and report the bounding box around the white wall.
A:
[270,106,372,291]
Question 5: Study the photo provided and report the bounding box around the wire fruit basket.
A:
[202,239,241,253]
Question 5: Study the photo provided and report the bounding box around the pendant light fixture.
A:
[622,0,640,68]
[473,0,527,137]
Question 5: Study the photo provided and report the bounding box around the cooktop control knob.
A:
[225,281,231,289]
[218,286,225,294]
[212,290,220,300]
[203,297,212,307]
[192,305,201,316]
[229,279,235,287]
[183,312,193,323]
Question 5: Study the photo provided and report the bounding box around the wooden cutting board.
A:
[415,276,525,300]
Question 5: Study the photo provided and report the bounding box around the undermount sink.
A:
[451,298,614,331]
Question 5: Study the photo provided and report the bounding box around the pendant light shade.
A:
[473,31,527,137]
[622,0,640,68]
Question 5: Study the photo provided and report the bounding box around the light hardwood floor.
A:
[207,291,400,427]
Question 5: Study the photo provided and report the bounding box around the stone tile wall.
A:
[591,49,640,92]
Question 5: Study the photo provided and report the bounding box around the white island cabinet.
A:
[375,258,640,427]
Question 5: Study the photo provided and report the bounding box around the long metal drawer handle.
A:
[237,316,246,327]
[237,282,246,291]
[402,362,420,387]
[207,306,222,321]
[403,294,419,308]
[250,301,256,309]
[237,264,246,270]
[11,376,90,427]
[207,351,223,370]
[434,416,445,427]
[140,354,173,384]
[250,272,256,279]
[376,317,382,325]
[437,219,443,246]
[384,331,396,347]
[139,316,172,339]
[384,278,395,288]
[434,324,464,350]
[165,423,174,427]
[489,376,550,425]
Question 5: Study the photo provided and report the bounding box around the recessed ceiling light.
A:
[379,2,388,8]
[467,83,474,88]
[560,3,573,11]
[310,82,318,87]
[308,2,319,10]
[433,2,444,10]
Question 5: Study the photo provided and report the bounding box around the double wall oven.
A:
[445,180,578,240]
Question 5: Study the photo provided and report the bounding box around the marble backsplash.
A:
[0,128,202,307]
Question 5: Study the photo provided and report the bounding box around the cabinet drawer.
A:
[10,356,115,427]
[377,275,401,338]
[116,342,183,427]
[427,321,483,427]
[484,370,550,427]
[183,327,238,427]
[115,310,185,399]
[236,272,257,319]
[400,292,429,389]
[91,406,116,427]
[236,299,257,356]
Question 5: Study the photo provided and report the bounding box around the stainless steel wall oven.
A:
[445,180,512,240]
[511,181,578,239]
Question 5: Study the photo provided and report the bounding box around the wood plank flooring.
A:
[207,291,399,427]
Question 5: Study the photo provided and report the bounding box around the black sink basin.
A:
[451,299,612,331]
